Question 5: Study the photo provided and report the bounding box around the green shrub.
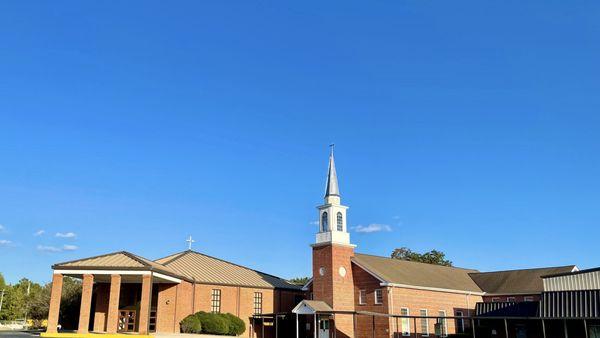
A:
[180,314,202,333]
[196,312,229,335]
[222,313,246,335]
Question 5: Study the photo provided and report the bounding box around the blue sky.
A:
[0,1,599,283]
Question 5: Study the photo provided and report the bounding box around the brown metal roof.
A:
[53,250,300,290]
[52,251,192,281]
[352,253,483,293]
[156,250,302,290]
[469,265,577,295]
[54,251,146,268]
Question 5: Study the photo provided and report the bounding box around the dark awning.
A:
[476,301,539,317]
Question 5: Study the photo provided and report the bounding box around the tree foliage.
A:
[391,247,453,266]
[0,273,81,329]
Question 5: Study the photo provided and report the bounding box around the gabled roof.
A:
[155,250,302,290]
[53,250,301,290]
[52,251,188,280]
[352,253,483,294]
[469,265,577,295]
[292,300,333,314]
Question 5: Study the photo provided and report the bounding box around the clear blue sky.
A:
[0,1,599,284]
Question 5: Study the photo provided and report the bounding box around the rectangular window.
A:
[455,310,464,333]
[374,289,383,305]
[524,296,534,302]
[507,297,516,302]
[436,310,447,337]
[400,308,410,336]
[491,297,501,302]
[253,292,263,315]
[211,289,221,313]
[420,309,429,337]
[359,290,366,305]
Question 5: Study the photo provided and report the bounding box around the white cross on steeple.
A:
[186,235,195,250]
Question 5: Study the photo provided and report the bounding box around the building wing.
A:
[53,250,301,290]
[469,265,577,295]
[352,253,484,294]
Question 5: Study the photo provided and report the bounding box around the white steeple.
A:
[324,145,341,204]
[315,146,352,246]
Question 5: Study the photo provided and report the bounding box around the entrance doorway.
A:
[318,318,330,338]
[118,310,136,332]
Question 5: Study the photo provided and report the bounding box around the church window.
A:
[401,308,410,336]
[455,310,465,333]
[375,289,383,304]
[253,292,263,315]
[359,290,366,305]
[436,310,448,337]
[321,212,328,231]
[336,212,343,231]
[420,309,429,337]
[211,289,221,313]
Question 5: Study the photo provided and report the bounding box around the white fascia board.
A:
[292,301,315,314]
[54,269,181,283]
[380,282,485,296]
[54,269,151,275]
[153,272,181,283]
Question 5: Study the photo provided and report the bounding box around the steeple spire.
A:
[325,144,340,198]
[315,144,351,246]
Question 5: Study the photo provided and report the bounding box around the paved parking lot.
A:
[0,332,40,338]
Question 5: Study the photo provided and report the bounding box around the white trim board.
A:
[53,269,181,283]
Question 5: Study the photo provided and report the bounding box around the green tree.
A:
[27,282,51,323]
[391,247,453,266]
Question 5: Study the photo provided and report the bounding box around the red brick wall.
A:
[312,245,334,306]
[189,283,302,337]
[387,286,482,337]
[174,280,194,326]
[312,243,356,338]
[352,264,389,338]
[156,283,178,333]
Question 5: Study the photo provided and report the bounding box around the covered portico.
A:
[292,300,335,338]
[46,251,185,335]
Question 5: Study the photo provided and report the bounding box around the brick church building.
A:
[44,150,583,338]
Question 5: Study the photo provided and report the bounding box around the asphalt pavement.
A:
[0,332,40,338]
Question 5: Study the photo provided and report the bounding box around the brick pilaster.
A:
[77,274,94,333]
[46,273,63,333]
[138,274,152,334]
[106,274,122,333]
